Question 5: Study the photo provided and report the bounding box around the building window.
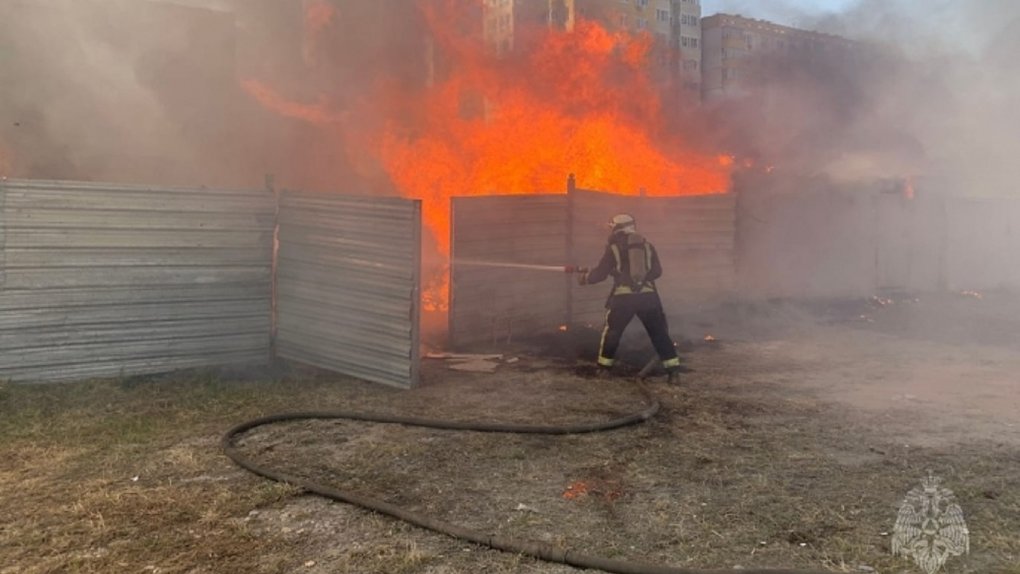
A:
[681,36,689,47]
[636,0,648,8]
[636,17,647,29]
[656,9,669,22]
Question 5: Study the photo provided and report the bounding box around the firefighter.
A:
[577,214,682,383]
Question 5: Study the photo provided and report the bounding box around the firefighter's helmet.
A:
[609,213,637,235]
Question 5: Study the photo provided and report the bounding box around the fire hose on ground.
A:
[222,379,829,574]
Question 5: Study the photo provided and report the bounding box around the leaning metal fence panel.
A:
[275,191,421,388]
[0,178,275,383]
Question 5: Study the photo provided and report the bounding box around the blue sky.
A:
[700,0,860,27]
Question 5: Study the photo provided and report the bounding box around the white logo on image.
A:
[892,473,970,574]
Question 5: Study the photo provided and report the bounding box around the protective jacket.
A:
[580,230,680,373]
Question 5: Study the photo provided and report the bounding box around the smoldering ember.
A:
[1,1,1018,573]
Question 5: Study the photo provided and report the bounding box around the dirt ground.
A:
[1,292,1018,573]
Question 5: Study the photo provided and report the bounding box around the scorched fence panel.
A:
[0,179,275,383]
[275,191,421,388]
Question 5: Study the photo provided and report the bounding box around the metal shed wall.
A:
[450,195,569,348]
[0,179,274,383]
[275,191,421,388]
[570,189,737,329]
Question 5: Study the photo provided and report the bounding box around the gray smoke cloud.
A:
[2,0,1017,197]
[0,0,268,187]
[827,0,1020,196]
[704,0,1020,196]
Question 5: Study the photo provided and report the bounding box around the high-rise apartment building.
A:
[700,13,858,100]
[516,0,576,32]
[483,0,515,54]
[673,0,702,92]
[577,0,702,96]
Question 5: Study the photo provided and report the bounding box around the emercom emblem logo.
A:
[892,473,970,574]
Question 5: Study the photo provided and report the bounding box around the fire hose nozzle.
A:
[564,265,589,274]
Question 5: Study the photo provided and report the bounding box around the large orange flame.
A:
[381,7,730,259]
[243,1,732,314]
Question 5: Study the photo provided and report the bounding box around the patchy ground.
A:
[1,292,1018,574]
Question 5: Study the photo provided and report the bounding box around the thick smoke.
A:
[3,0,1017,198]
[706,0,1020,196]
[0,0,431,189]
[817,0,1020,196]
[0,0,262,186]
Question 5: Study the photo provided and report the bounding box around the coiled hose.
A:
[222,381,828,574]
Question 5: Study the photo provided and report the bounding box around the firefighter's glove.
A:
[576,270,590,286]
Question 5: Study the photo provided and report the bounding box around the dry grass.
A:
[2,311,1019,573]
[0,372,329,574]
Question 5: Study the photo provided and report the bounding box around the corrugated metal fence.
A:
[946,198,1020,291]
[275,191,421,388]
[449,181,737,346]
[735,180,948,299]
[450,195,569,347]
[736,186,879,299]
[570,188,736,329]
[0,179,275,382]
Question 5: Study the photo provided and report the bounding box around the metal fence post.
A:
[566,173,576,327]
[266,174,278,368]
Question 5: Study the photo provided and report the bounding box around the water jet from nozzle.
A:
[453,259,584,273]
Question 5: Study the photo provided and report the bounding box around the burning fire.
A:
[562,478,623,501]
[563,480,591,500]
[903,177,916,200]
[244,1,733,313]
[382,6,730,260]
